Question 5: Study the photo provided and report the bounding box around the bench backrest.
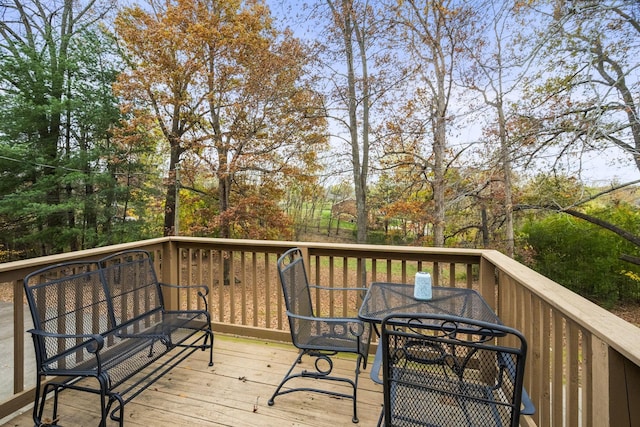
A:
[98,250,164,326]
[24,250,166,369]
[23,261,111,369]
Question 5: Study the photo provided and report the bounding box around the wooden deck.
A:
[1,334,383,427]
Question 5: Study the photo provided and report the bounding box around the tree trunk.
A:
[163,143,181,236]
[432,77,447,248]
[481,206,490,248]
[340,0,366,244]
[328,0,370,244]
[354,4,370,244]
[496,96,514,257]
[216,143,233,285]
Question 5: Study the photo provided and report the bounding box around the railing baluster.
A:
[252,252,258,328]
[240,252,247,326]
[197,249,203,311]
[343,256,349,317]
[449,263,455,287]
[229,250,235,324]
[540,300,552,426]
[217,250,224,323]
[566,320,580,427]
[581,327,592,427]
[264,253,271,329]
[552,311,564,427]
[207,249,214,321]
[14,279,24,395]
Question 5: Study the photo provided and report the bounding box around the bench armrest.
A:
[29,329,105,354]
[159,282,210,311]
[29,329,105,375]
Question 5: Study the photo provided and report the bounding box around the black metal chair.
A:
[373,313,534,427]
[267,247,371,423]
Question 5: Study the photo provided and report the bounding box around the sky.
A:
[569,150,639,186]
[264,0,640,188]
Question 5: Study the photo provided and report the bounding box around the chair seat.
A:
[303,332,367,352]
[293,318,370,353]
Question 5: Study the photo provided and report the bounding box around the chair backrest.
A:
[23,261,110,369]
[99,250,163,326]
[380,313,527,427]
[276,248,315,345]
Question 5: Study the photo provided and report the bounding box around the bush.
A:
[520,208,640,306]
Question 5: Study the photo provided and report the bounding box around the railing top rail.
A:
[0,238,167,281]
[169,236,485,261]
[0,237,486,275]
[482,249,640,366]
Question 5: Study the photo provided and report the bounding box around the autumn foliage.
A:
[114,0,327,238]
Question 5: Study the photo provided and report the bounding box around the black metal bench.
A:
[23,249,214,427]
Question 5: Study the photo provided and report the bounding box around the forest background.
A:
[0,0,639,313]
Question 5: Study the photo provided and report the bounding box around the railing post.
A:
[13,278,24,394]
[479,256,497,311]
[607,345,640,426]
[591,336,610,426]
[161,239,179,310]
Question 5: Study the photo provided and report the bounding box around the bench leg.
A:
[97,374,110,427]
[33,380,62,427]
[148,339,157,358]
[106,393,125,427]
[31,376,47,426]
[206,329,214,366]
[32,376,43,426]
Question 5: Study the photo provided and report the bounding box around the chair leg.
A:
[267,350,305,407]
[350,353,363,423]
[33,381,63,426]
[268,350,361,423]
[376,408,384,427]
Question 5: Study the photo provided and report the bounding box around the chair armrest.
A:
[159,282,210,311]
[159,282,209,295]
[29,329,105,354]
[370,344,383,384]
[309,285,368,301]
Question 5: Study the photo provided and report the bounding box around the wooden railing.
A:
[1,236,639,426]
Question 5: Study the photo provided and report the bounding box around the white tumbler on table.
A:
[413,271,432,300]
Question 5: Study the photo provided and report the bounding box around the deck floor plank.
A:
[2,334,383,427]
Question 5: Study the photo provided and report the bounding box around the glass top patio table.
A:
[358,282,501,328]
